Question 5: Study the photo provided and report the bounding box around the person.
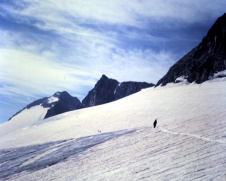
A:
[153,119,157,128]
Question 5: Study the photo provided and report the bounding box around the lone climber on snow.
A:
[153,119,157,128]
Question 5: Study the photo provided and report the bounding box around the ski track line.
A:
[161,129,226,144]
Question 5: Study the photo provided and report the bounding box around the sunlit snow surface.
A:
[47,96,59,104]
[0,78,226,180]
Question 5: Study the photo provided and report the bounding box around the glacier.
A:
[0,78,225,180]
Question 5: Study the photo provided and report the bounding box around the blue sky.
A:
[0,0,225,124]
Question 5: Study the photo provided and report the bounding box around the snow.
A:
[0,105,48,139]
[114,83,121,95]
[47,96,59,104]
[0,78,225,180]
[175,76,188,84]
[0,130,134,180]
[211,70,226,79]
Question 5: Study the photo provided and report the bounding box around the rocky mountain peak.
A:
[200,13,226,54]
[95,74,119,87]
[52,91,70,98]
[100,74,108,80]
[156,13,226,86]
[8,91,83,121]
[82,75,154,107]
[82,75,119,107]
[44,92,83,119]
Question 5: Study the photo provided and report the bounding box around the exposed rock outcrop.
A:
[156,13,226,86]
[82,75,154,107]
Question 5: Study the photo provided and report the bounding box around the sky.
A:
[0,0,225,124]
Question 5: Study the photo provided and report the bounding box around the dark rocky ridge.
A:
[82,75,119,107]
[9,76,153,121]
[82,75,154,107]
[156,13,226,86]
[115,81,154,100]
[8,91,83,121]
[44,91,83,119]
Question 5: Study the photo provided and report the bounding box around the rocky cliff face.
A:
[82,75,119,107]
[82,75,154,107]
[156,13,226,86]
[115,81,154,100]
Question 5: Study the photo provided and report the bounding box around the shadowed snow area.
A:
[0,78,225,180]
[0,130,134,180]
[3,127,226,181]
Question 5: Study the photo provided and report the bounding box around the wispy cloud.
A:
[2,0,225,29]
[0,48,97,98]
[0,31,174,97]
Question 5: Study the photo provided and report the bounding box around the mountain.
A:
[82,75,119,107]
[8,91,83,122]
[156,13,226,86]
[44,91,83,119]
[8,76,153,122]
[114,81,154,100]
[82,74,154,107]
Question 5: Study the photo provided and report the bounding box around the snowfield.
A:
[0,78,226,180]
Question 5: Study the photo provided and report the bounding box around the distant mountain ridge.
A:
[44,91,83,119]
[82,75,154,107]
[9,76,154,121]
[114,81,153,100]
[156,13,226,86]
[82,75,119,107]
[8,91,83,121]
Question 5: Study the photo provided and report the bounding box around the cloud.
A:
[0,33,172,96]
[0,48,96,99]
[1,0,223,98]
[78,44,176,83]
[0,26,175,104]
[0,100,11,106]
[2,0,225,31]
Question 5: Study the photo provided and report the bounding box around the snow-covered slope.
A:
[1,105,49,138]
[0,77,226,180]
